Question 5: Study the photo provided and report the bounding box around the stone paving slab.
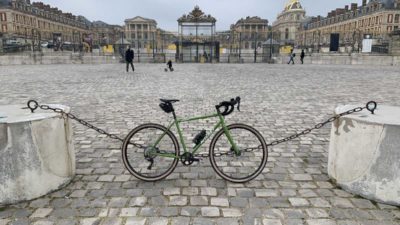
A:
[0,63,399,224]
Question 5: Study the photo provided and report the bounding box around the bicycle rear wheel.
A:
[209,123,268,183]
[122,123,180,182]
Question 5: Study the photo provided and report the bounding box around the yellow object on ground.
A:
[280,46,293,54]
[103,45,114,54]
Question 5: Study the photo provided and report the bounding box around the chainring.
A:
[180,152,196,166]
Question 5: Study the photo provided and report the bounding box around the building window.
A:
[285,28,289,40]
[2,25,6,32]
[395,14,399,23]
[388,14,393,23]
[0,13,6,21]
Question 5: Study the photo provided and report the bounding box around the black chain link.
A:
[266,106,366,147]
[26,100,377,159]
[26,100,128,143]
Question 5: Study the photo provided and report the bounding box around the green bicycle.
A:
[121,97,268,183]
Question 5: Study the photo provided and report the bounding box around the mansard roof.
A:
[235,16,268,25]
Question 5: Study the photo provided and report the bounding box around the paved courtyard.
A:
[0,63,399,225]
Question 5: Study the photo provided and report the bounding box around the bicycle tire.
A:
[122,123,180,182]
[209,123,268,183]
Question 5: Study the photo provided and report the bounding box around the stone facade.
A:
[299,0,400,51]
[0,0,89,43]
[390,29,400,54]
[272,0,306,45]
[124,16,157,51]
[230,16,269,51]
[90,21,122,46]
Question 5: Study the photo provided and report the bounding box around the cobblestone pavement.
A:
[1,63,400,225]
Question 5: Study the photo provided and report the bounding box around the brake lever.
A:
[236,97,241,111]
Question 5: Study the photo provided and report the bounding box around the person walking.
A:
[125,45,134,72]
[300,49,305,64]
[287,49,295,65]
[167,60,173,71]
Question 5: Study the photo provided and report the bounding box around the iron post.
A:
[254,32,258,63]
[239,32,242,60]
[270,29,273,60]
[152,31,155,59]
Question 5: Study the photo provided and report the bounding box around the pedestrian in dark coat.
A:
[125,46,134,72]
[300,49,305,64]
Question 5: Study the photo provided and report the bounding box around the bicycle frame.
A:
[151,112,239,159]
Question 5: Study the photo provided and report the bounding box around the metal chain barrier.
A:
[25,100,378,159]
[266,106,365,147]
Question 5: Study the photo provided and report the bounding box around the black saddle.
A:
[160,99,180,104]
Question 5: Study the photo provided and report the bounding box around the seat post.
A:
[172,110,177,120]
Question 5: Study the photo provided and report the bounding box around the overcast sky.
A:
[37,0,362,31]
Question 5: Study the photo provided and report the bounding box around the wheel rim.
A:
[123,125,178,180]
[210,125,267,182]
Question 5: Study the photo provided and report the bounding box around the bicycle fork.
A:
[218,113,241,156]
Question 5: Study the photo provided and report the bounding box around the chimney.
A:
[351,3,358,11]
[317,15,321,21]
[362,0,367,7]
[345,5,349,11]
[328,12,332,18]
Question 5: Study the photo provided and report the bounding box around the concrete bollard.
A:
[0,104,75,205]
[328,104,400,206]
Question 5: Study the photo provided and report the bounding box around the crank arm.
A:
[147,158,154,170]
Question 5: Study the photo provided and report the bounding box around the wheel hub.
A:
[144,146,158,160]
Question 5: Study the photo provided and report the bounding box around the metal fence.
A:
[1,30,398,61]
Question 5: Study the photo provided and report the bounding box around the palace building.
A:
[298,0,400,52]
[91,20,122,47]
[0,0,90,44]
[124,16,158,50]
[272,0,306,45]
[230,16,269,51]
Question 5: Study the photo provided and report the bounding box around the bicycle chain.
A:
[25,100,378,159]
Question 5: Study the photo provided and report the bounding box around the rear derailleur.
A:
[144,146,159,170]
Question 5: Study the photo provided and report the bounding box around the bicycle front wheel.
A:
[209,123,268,183]
[122,123,180,182]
